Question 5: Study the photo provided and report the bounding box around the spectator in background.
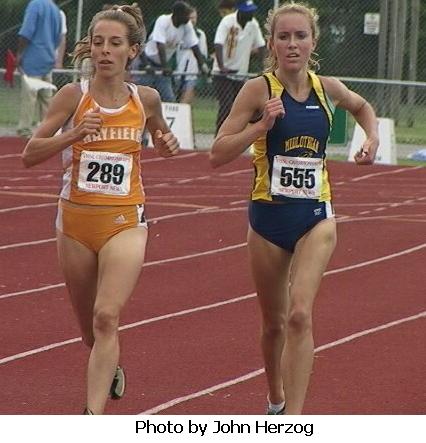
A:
[218,0,236,17]
[212,0,265,134]
[55,8,67,68]
[175,7,208,104]
[16,0,62,138]
[134,1,208,102]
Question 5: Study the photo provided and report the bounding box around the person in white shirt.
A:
[212,0,265,133]
[175,7,208,104]
[136,1,208,102]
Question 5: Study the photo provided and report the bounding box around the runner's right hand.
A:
[259,96,285,131]
[73,107,102,140]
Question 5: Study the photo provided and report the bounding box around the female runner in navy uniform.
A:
[210,2,379,414]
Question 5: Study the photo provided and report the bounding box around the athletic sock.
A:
[267,397,286,413]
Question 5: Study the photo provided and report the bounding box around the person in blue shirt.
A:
[16,0,62,137]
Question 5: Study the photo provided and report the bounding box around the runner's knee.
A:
[287,307,312,336]
[262,314,286,339]
[93,306,120,337]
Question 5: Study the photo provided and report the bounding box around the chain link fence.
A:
[1,0,425,154]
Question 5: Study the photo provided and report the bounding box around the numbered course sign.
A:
[348,118,396,165]
[147,102,194,150]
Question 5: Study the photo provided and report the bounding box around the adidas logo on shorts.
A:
[114,214,127,224]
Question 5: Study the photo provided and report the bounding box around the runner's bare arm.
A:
[321,76,379,164]
[138,85,179,157]
[22,84,102,167]
[210,77,284,167]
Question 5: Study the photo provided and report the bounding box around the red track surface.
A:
[0,137,425,415]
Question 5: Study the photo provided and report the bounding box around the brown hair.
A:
[72,3,145,71]
[264,2,320,72]
[218,0,235,16]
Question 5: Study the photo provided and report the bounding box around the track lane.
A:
[0,144,425,415]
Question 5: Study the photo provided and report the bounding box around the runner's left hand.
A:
[354,136,379,165]
[153,130,180,157]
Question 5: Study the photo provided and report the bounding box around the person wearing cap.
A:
[212,0,265,134]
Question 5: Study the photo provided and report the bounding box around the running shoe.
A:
[110,365,126,400]
[267,402,286,415]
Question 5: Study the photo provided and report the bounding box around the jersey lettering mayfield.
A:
[82,126,143,144]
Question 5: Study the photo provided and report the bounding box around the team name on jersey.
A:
[82,126,142,144]
[284,136,320,153]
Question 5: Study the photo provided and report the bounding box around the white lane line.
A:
[335,202,416,207]
[0,190,58,198]
[139,310,426,415]
[148,201,215,209]
[144,243,246,267]
[219,169,252,177]
[350,166,423,182]
[141,152,199,163]
[1,233,425,300]
[1,243,425,359]
[2,207,423,252]
[338,214,426,223]
[0,293,255,365]
[0,207,245,251]
[0,238,56,251]
[0,153,21,159]
[0,283,66,300]
[148,194,246,199]
[325,243,426,275]
[0,202,57,214]
[0,243,246,300]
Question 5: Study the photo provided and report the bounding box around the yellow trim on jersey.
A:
[320,159,331,203]
[267,72,285,99]
[309,72,334,202]
[309,72,334,127]
[251,72,334,202]
[251,133,271,200]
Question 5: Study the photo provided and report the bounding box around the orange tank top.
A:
[60,80,146,205]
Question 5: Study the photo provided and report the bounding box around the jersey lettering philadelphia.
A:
[82,126,143,144]
[284,136,320,153]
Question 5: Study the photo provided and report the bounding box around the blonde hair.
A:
[72,3,145,71]
[264,2,320,72]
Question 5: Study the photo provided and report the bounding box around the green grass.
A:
[192,97,218,134]
[393,158,425,166]
[394,118,426,145]
[192,96,426,146]
[0,85,21,127]
[2,84,426,154]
